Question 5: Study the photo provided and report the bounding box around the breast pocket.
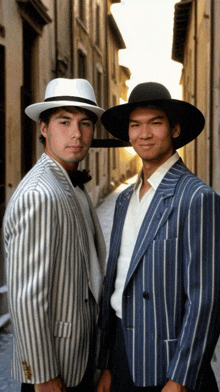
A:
[54,321,72,338]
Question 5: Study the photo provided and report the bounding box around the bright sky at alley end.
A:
[111,0,183,100]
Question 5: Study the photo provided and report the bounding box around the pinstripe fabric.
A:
[99,158,220,390]
[3,153,106,386]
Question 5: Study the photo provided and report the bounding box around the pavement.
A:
[0,176,220,391]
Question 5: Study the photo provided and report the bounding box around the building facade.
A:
[0,0,140,325]
[172,0,220,193]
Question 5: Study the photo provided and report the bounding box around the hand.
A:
[162,379,187,392]
[34,376,66,391]
[96,369,112,392]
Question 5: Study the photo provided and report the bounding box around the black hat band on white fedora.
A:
[44,96,98,106]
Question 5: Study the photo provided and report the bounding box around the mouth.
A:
[139,143,155,148]
[67,145,84,152]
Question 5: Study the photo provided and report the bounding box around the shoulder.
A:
[5,156,67,218]
[173,160,218,197]
[170,163,220,215]
[116,183,134,203]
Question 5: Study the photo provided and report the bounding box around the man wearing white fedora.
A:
[97,82,220,392]
[3,78,106,391]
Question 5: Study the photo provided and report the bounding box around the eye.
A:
[152,121,162,125]
[81,121,93,127]
[60,120,69,125]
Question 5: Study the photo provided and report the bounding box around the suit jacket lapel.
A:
[125,159,186,286]
[83,189,106,301]
[41,154,92,287]
[107,185,134,283]
[113,186,134,256]
[51,162,106,303]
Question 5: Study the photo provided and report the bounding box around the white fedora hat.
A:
[25,78,105,122]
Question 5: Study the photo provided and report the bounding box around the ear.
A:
[171,123,181,139]
[40,121,48,139]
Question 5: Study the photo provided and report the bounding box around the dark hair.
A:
[39,106,98,145]
[136,104,179,129]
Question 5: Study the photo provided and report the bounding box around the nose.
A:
[140,123,152,139]
[70,121,81,139]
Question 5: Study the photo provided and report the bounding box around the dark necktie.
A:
[68,169,92,188]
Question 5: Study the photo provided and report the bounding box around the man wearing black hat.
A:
[97,82,220,392]
[3,78,106,392]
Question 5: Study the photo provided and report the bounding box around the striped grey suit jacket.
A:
[4,153,106,386]
[99,158,220,390]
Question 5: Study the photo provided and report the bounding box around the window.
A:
[96,70,102,107]
[95,4,100,47]
[95,69,102,138]
[112,94,117,107]
[112,46,116,80]
[112,95,117,170]
[21,21,37,176]
[112,148,117,170]
[79,0,85,23]
[78,49,87,78]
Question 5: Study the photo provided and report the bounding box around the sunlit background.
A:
[112,0,183,100]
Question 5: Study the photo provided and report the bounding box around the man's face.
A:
[40,108,94,171]
[128,107,180,167]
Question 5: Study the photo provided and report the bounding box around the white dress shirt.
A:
[111,152,180,318]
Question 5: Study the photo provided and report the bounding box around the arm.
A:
[167,190,220,389]
[4,190,60,383]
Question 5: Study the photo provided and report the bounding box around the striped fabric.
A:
[4,154,106,386]
[99,158,220,390]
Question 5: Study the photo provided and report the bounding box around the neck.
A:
[141,150,176,181]
[44,149,79,173]
[142,160,159,181]
[66,163,79,176]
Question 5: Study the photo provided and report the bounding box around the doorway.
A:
[21,20,37,176]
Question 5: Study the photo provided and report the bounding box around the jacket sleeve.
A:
[4,190,60,384]
[167,189,220,389]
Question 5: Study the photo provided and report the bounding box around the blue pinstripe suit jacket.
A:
[99,159,220,390]
[4,154,106,386]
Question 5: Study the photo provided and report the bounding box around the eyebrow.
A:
[54,114,92,121]
[129,115,165,123]
[54,114,72,120]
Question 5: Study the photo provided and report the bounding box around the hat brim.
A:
[101,99,205,149]
[25,101,105,122]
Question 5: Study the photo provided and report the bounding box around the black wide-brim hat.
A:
[101,82,205,149]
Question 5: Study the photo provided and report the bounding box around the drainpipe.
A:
[209,0,214,187]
